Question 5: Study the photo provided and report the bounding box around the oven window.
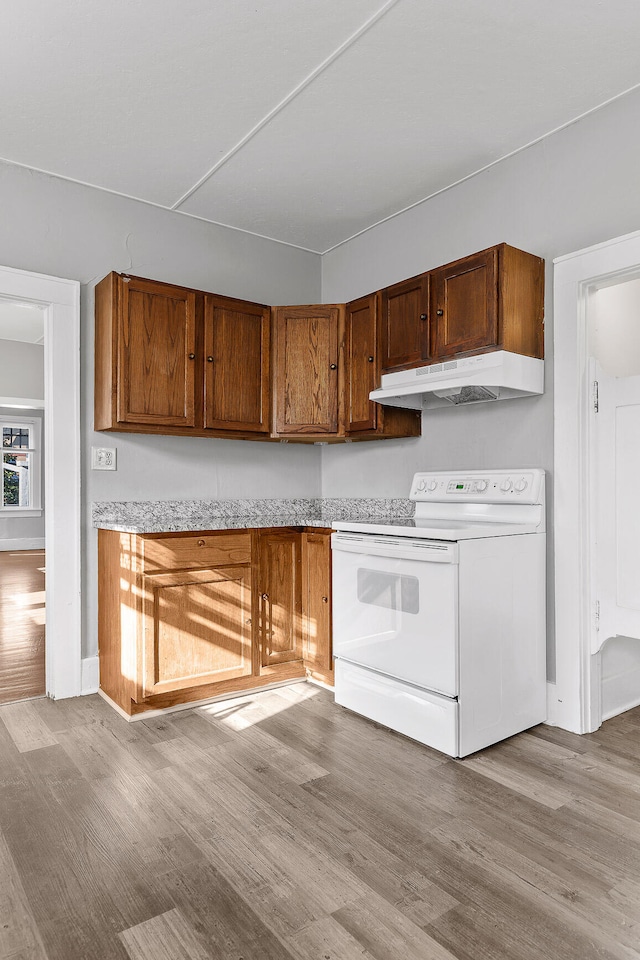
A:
[356,568,419,614]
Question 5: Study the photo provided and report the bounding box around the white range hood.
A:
[370,350,544,410]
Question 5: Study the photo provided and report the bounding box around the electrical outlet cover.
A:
[91,446,117,470]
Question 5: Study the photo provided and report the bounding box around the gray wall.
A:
[0,161,322,658]
[0,339,44,403]
[321,86,640,681]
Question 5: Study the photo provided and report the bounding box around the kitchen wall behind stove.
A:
[320,85,640,682]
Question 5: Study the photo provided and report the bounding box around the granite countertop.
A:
[92,497,414,534]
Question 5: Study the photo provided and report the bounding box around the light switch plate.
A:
[91,446,117,470]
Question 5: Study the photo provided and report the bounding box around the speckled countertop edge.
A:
[92,497,414,533]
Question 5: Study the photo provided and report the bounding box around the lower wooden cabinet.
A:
[98,526,334,716]
[301,531,334,684]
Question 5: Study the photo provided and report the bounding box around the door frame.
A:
[553,228,640,733]
[0,264,81,700]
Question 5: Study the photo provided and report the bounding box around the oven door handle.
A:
[331,533,458,564]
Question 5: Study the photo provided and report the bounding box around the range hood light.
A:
[433,385,499,404]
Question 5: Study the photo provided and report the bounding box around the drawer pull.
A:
[322,596,328,603]
[261,593,269,601]
[197,539,206,547]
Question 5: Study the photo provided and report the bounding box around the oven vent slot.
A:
[410,541,449,550]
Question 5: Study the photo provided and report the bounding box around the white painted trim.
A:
[98,678,309,722]
[0,264,81,701]
[0,397,44,409]
[81,656,99,695]
[553,231,640,734]
[0,538,45,551]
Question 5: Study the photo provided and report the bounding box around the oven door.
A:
[331,533,459,698]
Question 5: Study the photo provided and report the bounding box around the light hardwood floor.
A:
[1,683,640,959]
[0,550,45,705]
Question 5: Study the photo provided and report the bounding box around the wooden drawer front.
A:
[143,533,251,570]
[140,565,252,699]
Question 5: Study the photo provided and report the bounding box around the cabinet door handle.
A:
[261,593,269,601]
[436,309,444,316]
[188,353,196,360]
[329,363,337,370]
[207,356,214,362]
[420,313,427,321]
[197,539,206,546]
[368,356,374,363]
[322,596,328,603]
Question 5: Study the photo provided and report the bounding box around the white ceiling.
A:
[0,300,45,343]
[2,0,640,253]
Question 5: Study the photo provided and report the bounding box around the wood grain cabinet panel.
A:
[257,530,302,669]
[94,273,271,438]
[204,295,270,433]
[380,273,430,372]
[345,294,378,433]
[142,533,251,571]
[272,305,343,436]
[118,276,197,428]
[345,294,422,440]
[139,565,252,700]
[430,244,544,361]
[301,531,333,684]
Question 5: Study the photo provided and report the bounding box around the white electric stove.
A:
[331,469,547,758]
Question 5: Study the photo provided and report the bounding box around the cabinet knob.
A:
[420,313,427,320]
[368,356,374,363]
[188,353,196,360]
[207,356,214,362]
[245,618,252,625]
[197,539,206,546]
[329,363,337,370]
[436,309,444,317]
[261,593,269,601]
[322,596,328,603]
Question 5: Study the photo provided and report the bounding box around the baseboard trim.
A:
[81,656,99,695]
[0,538,45,551]
[98,677,309,722]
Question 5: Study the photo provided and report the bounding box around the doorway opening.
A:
[553,229,640,734]
[0,265,80,702]
[0,297,46,702]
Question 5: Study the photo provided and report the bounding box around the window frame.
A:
[1,413,42,516]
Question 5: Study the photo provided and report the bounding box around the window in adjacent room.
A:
[1,415,42,513]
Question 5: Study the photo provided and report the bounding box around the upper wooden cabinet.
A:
[203,295,270,433]
[430,243,544,362]
[380,273,430,372]
[94,273,271,437]
[272,304,343,436]
[345,294,421,440]
[106,275,198,429]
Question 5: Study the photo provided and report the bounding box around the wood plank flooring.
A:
[1,684,640,959]
[0,550,45,705]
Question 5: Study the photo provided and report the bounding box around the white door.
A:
[594,363,640,651]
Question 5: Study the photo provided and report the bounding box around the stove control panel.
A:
[410,470,543,504]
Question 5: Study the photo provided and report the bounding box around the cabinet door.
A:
[139,565,252,699]
[431,248,498,360]
[273,305,341,435]
[346,294,378,433]
[258,531,302,668]
[302,532,333,679]
[118,276,197,427]
[380,274,430,372]
[203,295,270,433]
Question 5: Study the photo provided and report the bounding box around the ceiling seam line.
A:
[0,157,323,254]
[169,0,404,211]
[319,77,640,257]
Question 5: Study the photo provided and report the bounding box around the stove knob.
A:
[417,480,426,491]
[500,478,513,492]
[427,480,438,492]
[515,478,528,492]
[475,479,488,492]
